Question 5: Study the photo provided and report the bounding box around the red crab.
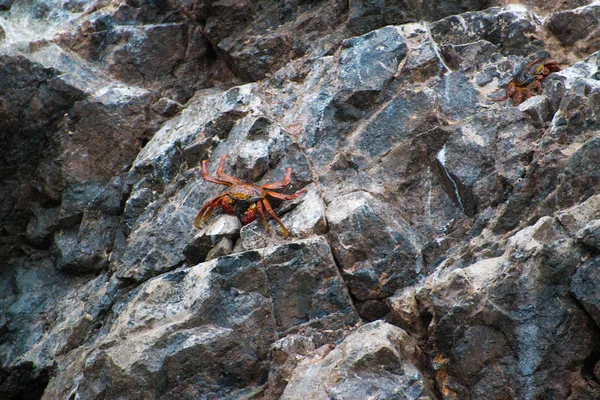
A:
[493,58,561,105]
[194,155,307,237]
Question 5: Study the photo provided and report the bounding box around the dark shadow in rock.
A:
[0,362,51,400]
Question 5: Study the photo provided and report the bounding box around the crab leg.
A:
[194,193,228,228]
[255,201,271,234]
[266,189,307,201]
[261,168,292,189]
[262,197,290,238]
[215,155,243,185]
[523,57,541,68]
[202,159,234,186]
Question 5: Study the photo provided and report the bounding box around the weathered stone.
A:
[388,287,430,342]
[151,97,183,117]
[0,53,88,260]
[571,256,600,327]
[356,299,390,322]
[555,135,600,209]
[281,321,437,400]
[53,210,119,274]
[339,26,408,94]
[448,39,500,75]
[431,8,543,56]
[433,156,478,217]
[556,194,600,236]
[350,89,441,159]
[422,217,597,399]
[397,23,443,82]
[201,0,349,82]
[44,238,358,399]
[0,264,119,399]
[433,71,482,120]
[266,334,316,399]
[116,202,198,282]
[24,207,61,247]
[0,0,13,11]
[56,88,155,184]
[122,183,155,233]
[555,192,600,252]
[0,258,64,366]
[223,32,295,82]
[183,229,213,266]
[326,191,424,301]
[347,0,415,36]
[350,0,495,25]
[203,214,242,239]
[0,362,49,400]
[575,220,600,250]
[261,237,358,336]
[51,252,276,399]
[55,2,236,103]
[237,138,270,180]
[545,4,600,57]
[3,2,600,399]
[205,237,233,261]
[106,24,187,84]
[518,94,553,126]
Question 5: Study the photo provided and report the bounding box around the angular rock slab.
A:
[571,256,600,327]
[261,237,357,336]
[338,26,408,93]
[266,334,317,399]
[421,217,598,399]
[47,237,358,399]
[69,251,274,400]
[545,4,600,56]
[53,210,120,274]
[281,320,437,400]
[430,7,542,57]
[116,202,198,282]
[327,191,425,301]
[556,193,600,249]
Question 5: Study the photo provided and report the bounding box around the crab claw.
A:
[243,204,258,225]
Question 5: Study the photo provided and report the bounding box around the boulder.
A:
[281,321,437,400]
[326,191,425,302]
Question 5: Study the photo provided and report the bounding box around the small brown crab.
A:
[194,155,307,237]
[493,58,561,105]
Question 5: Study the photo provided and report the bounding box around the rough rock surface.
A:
[281,320,438,399]
[1,0,600,399]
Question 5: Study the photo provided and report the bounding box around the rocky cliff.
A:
[2,0,600,399]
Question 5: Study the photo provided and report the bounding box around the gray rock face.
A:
[281,320,437,400]
[571,256,600,327]
[2,0,600,399]
[44,238,357,399]
[326,191,425,303]
[545,4,600,57]
[419,217,598,399]
[339,26,408,93]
